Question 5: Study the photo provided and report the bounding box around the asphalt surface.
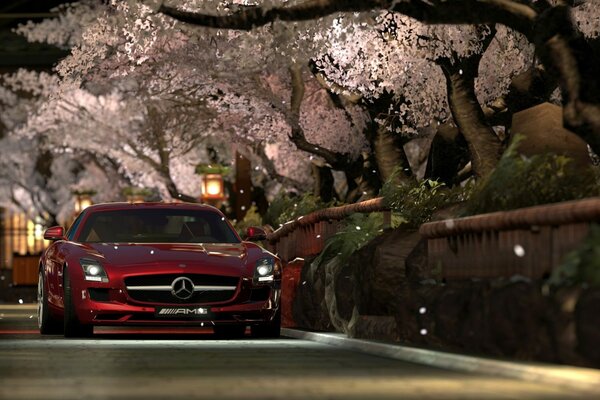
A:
[0,304,596,399]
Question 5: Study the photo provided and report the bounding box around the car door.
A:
[44,242,62,308]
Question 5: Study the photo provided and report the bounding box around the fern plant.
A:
[263,191,339,228]
[313,212,386,269]
[232,205,263,237]
[548,224,600,288]
[381,172,470,228]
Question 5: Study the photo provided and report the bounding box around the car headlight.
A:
[254,258,278,283]
[80,258,108,282]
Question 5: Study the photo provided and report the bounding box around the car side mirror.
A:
[44,226,65,241]
[245,226,267,242]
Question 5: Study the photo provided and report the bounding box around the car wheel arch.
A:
[61,262,71,304]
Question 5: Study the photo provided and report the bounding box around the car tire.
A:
[38,270,63,335]
[251,309,281,338]
[63,267,93,338]
[213,324,246,339]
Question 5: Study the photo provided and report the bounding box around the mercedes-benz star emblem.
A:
[171,277,195,300]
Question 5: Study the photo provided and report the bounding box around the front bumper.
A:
[73,278,280,326]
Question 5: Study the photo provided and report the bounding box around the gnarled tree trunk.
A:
[436,27,502,178]
[373,123,413,184]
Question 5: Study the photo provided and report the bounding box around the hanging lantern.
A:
[196,164,229,205]
[201,173,225,202]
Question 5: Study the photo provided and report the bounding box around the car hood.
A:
[79,242,249,271]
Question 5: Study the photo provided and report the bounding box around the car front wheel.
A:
[63,267,93,338]
[38,271,63,335]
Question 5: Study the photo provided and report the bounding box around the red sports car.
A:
[37,202,281,338]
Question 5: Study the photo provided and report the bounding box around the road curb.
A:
[0,303,37,309]
[282,328,600,393]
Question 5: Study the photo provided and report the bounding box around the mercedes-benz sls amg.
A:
[37,202,281,338]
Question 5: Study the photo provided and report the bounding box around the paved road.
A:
[0,304,594,399]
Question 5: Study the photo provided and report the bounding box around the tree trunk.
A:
[345,153,381,203]
[436,27,502,179]
[438,58,501,178]
[533,5,600,155]
[373,123,414,184]
[424,122,471,186]
[311,164,336,203]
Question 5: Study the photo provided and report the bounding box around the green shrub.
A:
[263,191,339,228]
[232,205,263,237]
[466,136,600,215]
[381,173,471,228]
[548,224,600,288]
[262,192,296,228]
[313,212,386,268]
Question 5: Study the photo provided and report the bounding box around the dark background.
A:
[0,0,70,74]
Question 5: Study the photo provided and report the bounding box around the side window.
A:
[66,211,86,241]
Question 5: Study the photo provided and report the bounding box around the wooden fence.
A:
[268,196,600,296]
[419,197,600,280]
[266,197,389,262]
[265,198,389,327]
[11,255,40,286]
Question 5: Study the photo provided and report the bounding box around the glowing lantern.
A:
[73,191,94,213]
[201,173,225,202]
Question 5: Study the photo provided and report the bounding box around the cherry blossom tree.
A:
[157,0,600,161]
[0,69,126,225]
[14,0,374,202]
[7,0,598,213]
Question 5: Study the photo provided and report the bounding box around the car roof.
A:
[82,202,223,214]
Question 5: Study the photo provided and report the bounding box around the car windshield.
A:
[77,209,240,244]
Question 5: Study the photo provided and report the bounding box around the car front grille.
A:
[124,274,239,305]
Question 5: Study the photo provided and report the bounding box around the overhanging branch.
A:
[159,0,535,37]
[287,64,352,169]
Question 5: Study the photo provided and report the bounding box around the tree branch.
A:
[287,64,352,169]
[252,144,306,191]
[159,0,535,36]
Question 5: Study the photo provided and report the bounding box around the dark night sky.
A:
[0,0,70,73]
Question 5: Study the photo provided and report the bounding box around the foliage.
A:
[313,212,386,269]
[232,205,263,237]
[262,192,296,228]
[4,0,599,221]
[263,191,338,228]
[122,187,154,197]
[381,172,471,228]
[71,189,97,196]
[465,136,600,215]
[548,224,600,288]
[195,164,231,176]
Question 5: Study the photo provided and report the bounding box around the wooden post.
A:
[234,152,252,221]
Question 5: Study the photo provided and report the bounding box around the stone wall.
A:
[291,227,600,368]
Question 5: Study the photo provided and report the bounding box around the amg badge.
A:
[155,307,210,318]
